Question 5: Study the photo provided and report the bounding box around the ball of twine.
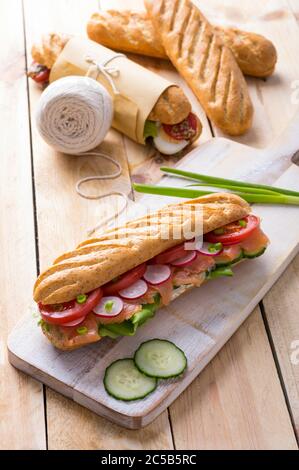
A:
[35,76,113,154]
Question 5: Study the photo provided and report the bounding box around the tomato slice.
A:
[163,112,198,141]
[28,62,50,84]
[154,243,187,264]
[39,287,103,325]
[33,68,50,84]
[103,263,147,295]
[204,215,260,245]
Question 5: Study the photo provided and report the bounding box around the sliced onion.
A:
[62,316,86,327]
[171,250,197,267]
[196,241,223,256]
[119,279,148,300]
[93,296,124,318]
[143,264,171,285]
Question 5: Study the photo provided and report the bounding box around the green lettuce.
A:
[206,266,233,280]
[144,120,158,140]
[99,295,160,339]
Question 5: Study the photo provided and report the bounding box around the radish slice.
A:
[143,264,171,285]
[171,250,197,267]
[196,241,223,256]
[62,316,86,327]
[93,296,124,318]
[119,279,148,300]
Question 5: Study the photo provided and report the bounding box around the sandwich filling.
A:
[38,215,269,349]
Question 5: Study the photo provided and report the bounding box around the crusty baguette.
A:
[87,10,277,78]
[33,193,250,305]
[145,0,253,135]
[31,33,191,125]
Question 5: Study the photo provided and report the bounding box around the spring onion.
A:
[133,183,299,205]
[239,220,247,227]
[77,326,88,335]
[160,167,299,198]
[77,294,87,304]
[105,300,114,313]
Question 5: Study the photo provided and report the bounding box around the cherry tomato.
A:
[39,287,103,325]
[204,215,260,246]
[163,113,198,141]
[28,62,50,84]
[33,68,50,84]
[103,264,147,295]
[153,243,187,265]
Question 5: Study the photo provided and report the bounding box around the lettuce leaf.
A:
[206,266,233,280]
[99,296,160,339]
[144,120,158,140]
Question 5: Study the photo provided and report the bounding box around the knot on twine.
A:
[36,75,114,154]
[85,53,125,95]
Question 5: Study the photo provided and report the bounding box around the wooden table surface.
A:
[1,0,299,450]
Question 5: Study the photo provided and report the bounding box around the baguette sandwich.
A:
[28,33,202,155]
[34,193,269,351]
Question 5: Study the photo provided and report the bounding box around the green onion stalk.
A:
[160,167,299,198]
[133,184,299,206]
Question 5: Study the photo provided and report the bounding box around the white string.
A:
[75,151,129,236]
[85,54,125,95]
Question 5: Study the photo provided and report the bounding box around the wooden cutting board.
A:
[7,111,299,429]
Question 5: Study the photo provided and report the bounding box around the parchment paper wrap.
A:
[50,37,174,144]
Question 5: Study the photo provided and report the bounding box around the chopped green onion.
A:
[77,326,88,335]
[214,228,225,235]
[77,294,87,304]
[208,242,223,253]
[105,300,114,312]
[239,219,247,227]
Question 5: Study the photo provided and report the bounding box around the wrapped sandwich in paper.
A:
[29,34,202,154]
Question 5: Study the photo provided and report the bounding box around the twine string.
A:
[85,54,125,95]
[75,151,129,236]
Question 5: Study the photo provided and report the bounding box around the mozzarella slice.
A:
[153,126,189,155]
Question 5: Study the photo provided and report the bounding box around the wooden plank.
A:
[262,254,299,439]
[170,309,297,450]
[0,0,46,450]
[23,0,174,450]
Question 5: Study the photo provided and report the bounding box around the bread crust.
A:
[31,33,192,125]
[87,10,277,78]
[33,193,250,305]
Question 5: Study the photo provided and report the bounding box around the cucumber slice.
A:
[215,247,243,267]
[134,339,187,379]
[243,246,267,259]
[104,358,157,401]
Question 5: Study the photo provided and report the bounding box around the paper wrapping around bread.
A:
[49,37,175,144]
[33,194,250,305]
